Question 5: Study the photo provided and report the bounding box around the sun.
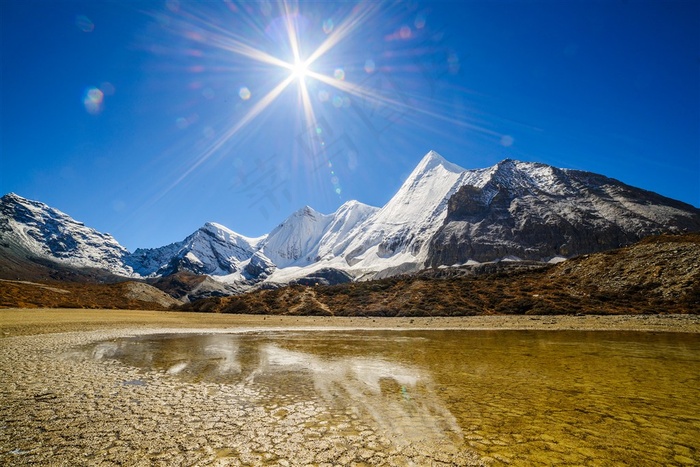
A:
[291,59,308,80]
[158,1,394,194]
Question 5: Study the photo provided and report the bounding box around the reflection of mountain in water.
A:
[258,344,463,448]
[87,333,463,449]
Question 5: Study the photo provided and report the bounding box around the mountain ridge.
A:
[2,151,699,290]
[179,233,700,315]
[428,160,700,266]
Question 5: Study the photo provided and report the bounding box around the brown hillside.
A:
[0,280,180,310]
[181,233,700,316]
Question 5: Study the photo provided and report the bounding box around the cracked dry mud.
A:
[0,329,482,466]
[2,313,700,466]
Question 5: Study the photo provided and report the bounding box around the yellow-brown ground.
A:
[2,308,699,338]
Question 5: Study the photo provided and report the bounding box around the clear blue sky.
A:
[2,0,698,250]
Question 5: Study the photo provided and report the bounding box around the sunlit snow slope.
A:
[3,150,699,286]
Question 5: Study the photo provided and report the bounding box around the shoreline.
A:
[2,308,699,337]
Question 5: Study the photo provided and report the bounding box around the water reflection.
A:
[85,330,700,465]
[257,343,462,446]
[91,334,245,382]
[88,332,463,448]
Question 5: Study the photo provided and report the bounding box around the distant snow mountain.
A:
[0,193,135,277]
[2,151,699,287]
[125,222,264,277]
[123,200,378,281]
[261,201,378,269]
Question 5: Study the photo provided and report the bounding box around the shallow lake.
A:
[89,330,700,465]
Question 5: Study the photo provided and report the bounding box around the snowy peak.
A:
[333,200,379,222]
[297,205,321,217]
[401,150,465,192]
[413,150,465,176]
[0,193,135,276]
[480,159,570,197]
[315,201,379,261]
[126,222,261,277]
[337,150,469,269]
[389,151,467,217]
[262,205,333,268]
[200,221,264,251]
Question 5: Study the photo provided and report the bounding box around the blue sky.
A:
[1,0,698,250]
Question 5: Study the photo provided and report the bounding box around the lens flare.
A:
[500,135,514,147]
[238,86,251,100]
[83,87,104,114]
[75,15,94,33]
[322,18,334,34]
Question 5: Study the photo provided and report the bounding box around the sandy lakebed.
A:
[1,309,699,466]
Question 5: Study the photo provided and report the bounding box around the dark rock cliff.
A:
[427,162,700,266]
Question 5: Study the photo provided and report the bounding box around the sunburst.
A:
[155,1,399,180]
[148,0,495,203]
[289,59,309,80]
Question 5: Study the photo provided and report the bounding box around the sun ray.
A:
[306,70,501,138]
[297,74,319,152]
[304,1,382,67]
[208,35,292,70]
[158,75,296,198]
[182,16,291,69]
[281,1,303,65]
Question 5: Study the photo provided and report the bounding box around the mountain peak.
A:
[337,199,379,213]
[203,221,227,231]
[263,205,333,268]
[2,192,44,209]
[294,205,321,217]
[413,150,465,176]
[2,192,23,202]
[1,192,134,276]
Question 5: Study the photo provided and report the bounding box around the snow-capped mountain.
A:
[260,201,378,269]
[0,193,135,277]
[261,206,333,268]
[125,200,378,280]
[125,222,264,277]
[427,159,700,265]
[326,150,472,275]
[2,150,699,287]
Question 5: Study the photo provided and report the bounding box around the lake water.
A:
[89,330,700,465]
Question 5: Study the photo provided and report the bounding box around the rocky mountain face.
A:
[2,151,699,290]
[427,160,700,266]
[0,193,135,277]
